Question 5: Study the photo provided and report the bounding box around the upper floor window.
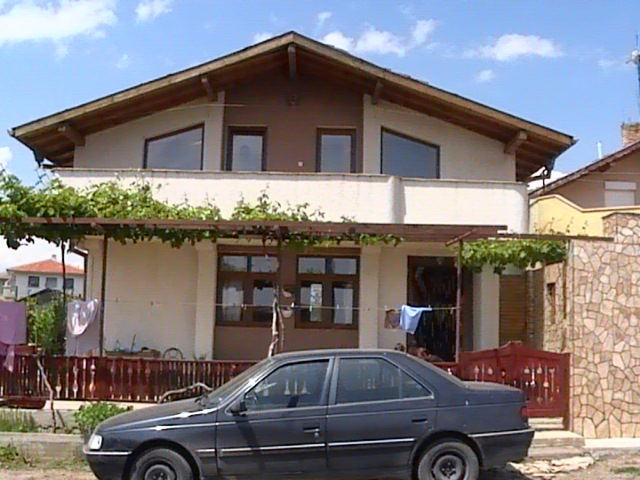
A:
[297,256,358,328]
[317,129,356,173]
[226,127,266,171]
[604,181,636,207]
[144,125,204,170]
[381,129,440,179]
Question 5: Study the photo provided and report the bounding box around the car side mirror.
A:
[229,398,247,416]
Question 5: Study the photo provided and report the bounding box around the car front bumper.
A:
[84,447,131,480]
[471,427,535,468]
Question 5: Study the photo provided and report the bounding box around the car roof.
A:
[272,348,402,361]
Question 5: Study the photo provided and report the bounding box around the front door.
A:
[326,356,437,477]
[216,359,331,478]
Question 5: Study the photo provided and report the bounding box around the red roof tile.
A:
[8,259,84,275]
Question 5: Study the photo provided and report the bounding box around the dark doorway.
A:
[407,257,473,361]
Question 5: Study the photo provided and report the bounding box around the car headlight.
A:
[88,433,103,451]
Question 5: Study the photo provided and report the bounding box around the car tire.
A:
[417,440,479,480]
[130,447,194,480]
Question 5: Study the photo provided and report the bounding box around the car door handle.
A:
[303,427,321,438]
[412,418,429,424]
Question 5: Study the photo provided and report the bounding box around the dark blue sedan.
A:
[84,349,533,480]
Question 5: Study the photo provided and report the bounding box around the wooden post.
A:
[99,236,108,356]
[456,239,463,363]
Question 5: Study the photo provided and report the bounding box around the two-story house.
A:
[3,257,84,300]
[9,32,573,361]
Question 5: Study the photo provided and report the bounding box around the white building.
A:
[9,32,574,360]
[3,258,84,300]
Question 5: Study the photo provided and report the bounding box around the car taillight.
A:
[521,405,529,422]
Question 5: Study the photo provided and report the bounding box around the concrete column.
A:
[82,238,104,303]
[359,246,381,349]
[473,265,501,350]
[194,242,217,359]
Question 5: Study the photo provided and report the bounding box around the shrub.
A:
[26,297,67,355]
[74,402,131,436]
[0,444,31,468]
[0,410,39,433]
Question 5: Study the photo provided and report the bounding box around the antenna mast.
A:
[632,33,640,118]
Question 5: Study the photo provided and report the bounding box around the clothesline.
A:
[98,299,459,312]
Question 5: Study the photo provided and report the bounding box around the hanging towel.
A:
[0,301,27,372]
[399,305,432,335]
[67,300,99,336]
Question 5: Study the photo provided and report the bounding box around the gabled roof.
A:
[530,139,640,198]
[7,259,84,275]
[9,31,574,180]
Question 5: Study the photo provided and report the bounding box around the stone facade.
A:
[543,212,640,438]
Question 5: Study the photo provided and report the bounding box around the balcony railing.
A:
[55,168,528,232]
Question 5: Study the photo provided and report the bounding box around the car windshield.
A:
[206,358,273,404]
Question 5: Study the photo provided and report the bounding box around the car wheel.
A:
[417,440,479,480]
[130,448,194,480]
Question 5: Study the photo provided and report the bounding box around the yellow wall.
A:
[529,194,640,236]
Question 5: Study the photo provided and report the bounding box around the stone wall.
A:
[543,212,640,438]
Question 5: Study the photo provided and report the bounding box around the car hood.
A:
[97,398,219,433]
[463,381,525,404]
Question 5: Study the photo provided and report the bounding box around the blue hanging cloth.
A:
[399,305,433,335]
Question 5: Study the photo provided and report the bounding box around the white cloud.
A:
[410,19,437,46]
[253,32,274,44]
[322,19,437,57]
[136,0,173,23]
[116,53,131,69]
[475,69,496,83]
[315,11,332,33]
[470,34,564,62]
[0,0,117,47]
[0,147,12,172]
[0,239,84,273]
[322,31,355,52]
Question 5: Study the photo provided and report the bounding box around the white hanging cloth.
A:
[67,299,100,337]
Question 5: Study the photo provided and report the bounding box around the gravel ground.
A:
[0,452,638,480]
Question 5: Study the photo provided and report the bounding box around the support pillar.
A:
[194,242,217,359]
[473,265,500,350]
[359,246,381,349]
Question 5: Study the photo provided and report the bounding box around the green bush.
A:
[0,410,39,432]
[0,444,31,468]
[26,297,67,355]
[74,402,131,435]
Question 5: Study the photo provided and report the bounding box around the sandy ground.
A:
[0,452,638,480]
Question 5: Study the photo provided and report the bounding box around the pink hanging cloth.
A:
[0,301,27,372]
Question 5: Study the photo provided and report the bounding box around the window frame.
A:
[295,255,359,330]
[142,124,205,170]
[329,356,435,406]
[45,277,58,289]
[27,276,40,288]
[64,278,75,291]
[316,128,357,173]
[380,127,441,179]
[224,126,267,172]
[224,357,334,415]
[216,251,279,327]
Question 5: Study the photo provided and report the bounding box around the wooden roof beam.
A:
[504,130,528,155]
[372,80,383,105]
[200,75,218,102]
[57,123,85,147]
[288,44,297,80]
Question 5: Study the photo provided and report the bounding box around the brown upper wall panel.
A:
[224,69,363,173]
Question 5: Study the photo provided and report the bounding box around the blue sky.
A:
[1,0,640,267]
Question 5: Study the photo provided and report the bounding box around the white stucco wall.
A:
[363,96,516,181]
[9,272,84,300]
[74,96,225,171]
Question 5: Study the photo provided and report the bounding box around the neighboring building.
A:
[9,32,573,361]
[530,123,640,235]
[3,258,84,300]
[0,271,9,300]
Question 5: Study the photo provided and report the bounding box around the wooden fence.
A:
[1,342,569,418]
